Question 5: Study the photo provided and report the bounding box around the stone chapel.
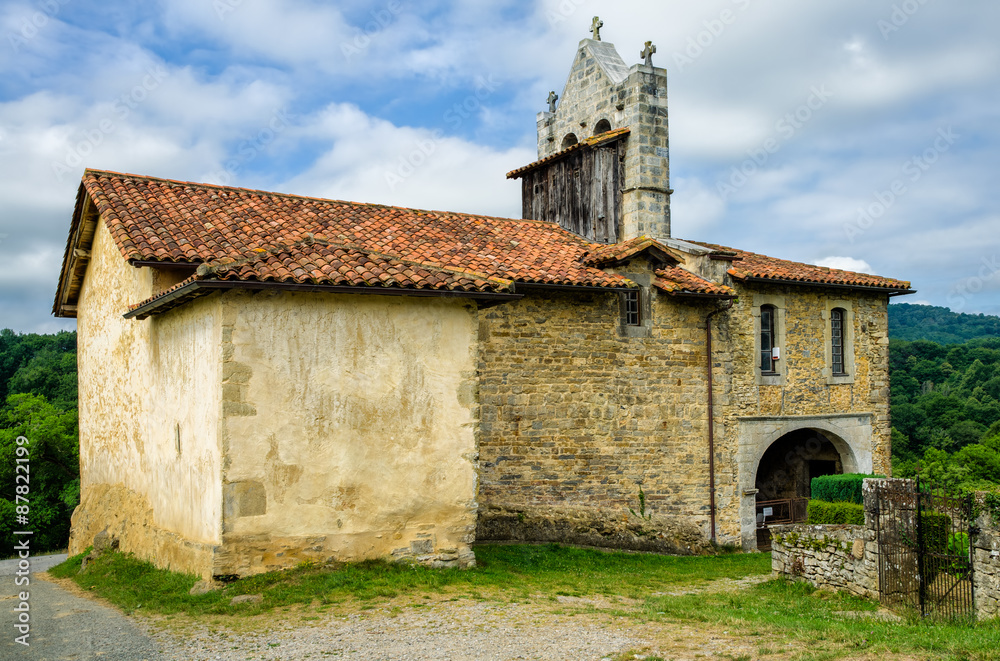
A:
[54,24,912,578]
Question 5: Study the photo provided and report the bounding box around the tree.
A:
[0,393,79,552]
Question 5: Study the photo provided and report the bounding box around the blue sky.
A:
[1,0,998,332]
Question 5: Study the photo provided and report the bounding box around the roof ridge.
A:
[82,168,563,229]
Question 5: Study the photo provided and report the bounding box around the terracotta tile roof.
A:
[690,241,912,291]
[125,239,518,318]
[506,127,630,179]
[654,266,735,298]
[197,237,514,291]
[75,169,634,303]
[581,236,682,267]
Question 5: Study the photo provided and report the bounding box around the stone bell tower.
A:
[507,18,671,243]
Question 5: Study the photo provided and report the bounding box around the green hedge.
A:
[810,473,883,505]
[807,499,865,525]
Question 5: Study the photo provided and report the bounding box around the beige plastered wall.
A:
[215,290,479,575]
[70,220,223,576]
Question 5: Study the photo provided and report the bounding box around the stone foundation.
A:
[69,483,218,578]
[477,506,713,555]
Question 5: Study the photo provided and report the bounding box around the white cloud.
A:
[3,0,1000,331]
[815,256,873,274]
[279,103,531,218]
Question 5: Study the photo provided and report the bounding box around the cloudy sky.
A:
[2,0,998,333]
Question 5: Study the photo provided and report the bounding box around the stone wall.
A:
[973,502,1000,619]
[477,267,895,553]
[476,284,720,555]
[721,282,892,549]
[772,484,1000,619]
[769,523,878,599]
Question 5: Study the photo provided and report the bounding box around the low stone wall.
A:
[770,524,878,599]
[973,502,1000,619]
[772,484,1000,619]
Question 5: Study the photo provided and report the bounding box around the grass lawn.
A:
[49,544,1000,660]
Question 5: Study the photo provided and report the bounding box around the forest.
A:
[2,303,1000,552]
[0,329,79,553]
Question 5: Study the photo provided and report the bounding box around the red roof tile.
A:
[75,170,634,303]
[654,266,735,298]
[200,237,514,292]
[690,241,911,291]
[581,236,682,267]
[506,127,630,179]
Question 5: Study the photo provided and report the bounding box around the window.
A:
[623,290,641,326]
[760,305,776,373]
[831,308,846,375]
[561,133,579,149]
[593,118,612,135]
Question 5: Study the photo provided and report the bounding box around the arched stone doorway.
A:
[735,414,874,550]
[755,429,844,502]
[751,427,858,549]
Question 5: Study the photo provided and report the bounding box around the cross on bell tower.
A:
[520,27,672,241]
[641,41,657,67]
[590,16,603,41]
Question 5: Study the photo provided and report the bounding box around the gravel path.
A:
[148,601,641,661]
[1,555,162,660]
[8,565,800,661]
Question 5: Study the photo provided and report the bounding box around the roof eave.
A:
[124,280,525,320]
[738,275,913,295]
[53,184,100,318]
[506,128,630,180]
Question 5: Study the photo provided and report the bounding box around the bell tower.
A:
[507,18,671,243]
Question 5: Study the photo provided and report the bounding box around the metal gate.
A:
[873,478,976,619]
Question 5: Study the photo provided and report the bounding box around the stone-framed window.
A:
[823,300,856,384]
[618,277,653,338]
[623,289,641,326]
[753,294,786,385]
[831,308,846,375]
[760,305,777,373]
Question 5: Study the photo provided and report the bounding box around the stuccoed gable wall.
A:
[70,220,223,576]
[72,225,481,578]
[476,287,719,554]
[216,291,480,576]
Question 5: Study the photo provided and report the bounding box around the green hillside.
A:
[889,302,1000,343]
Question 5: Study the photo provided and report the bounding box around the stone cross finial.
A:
[641,41,657,67]
[547,91,559,113]
[591,16,603,41]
